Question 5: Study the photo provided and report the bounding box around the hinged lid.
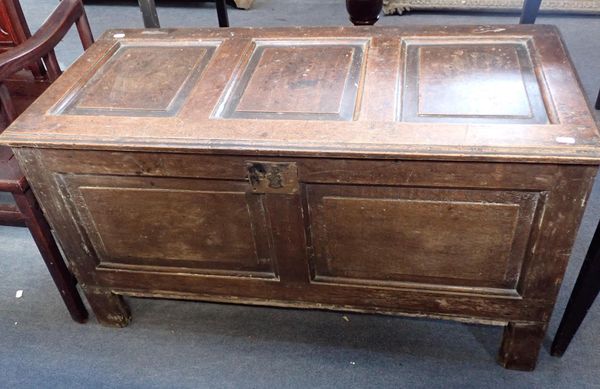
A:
[1,25,599,163]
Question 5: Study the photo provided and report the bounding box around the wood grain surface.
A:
[2,26,599,371]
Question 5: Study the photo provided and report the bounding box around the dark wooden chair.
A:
[137,0,229,28]
[0,0,95,323]
[519,0,542,23]
[551,220,600,356]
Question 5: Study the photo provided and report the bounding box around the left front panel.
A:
[56,175,276,278]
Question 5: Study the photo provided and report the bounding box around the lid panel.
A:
[401,39,548,124]
[2,26,599,163]
[215,40,367,121]
[55,41,219,117]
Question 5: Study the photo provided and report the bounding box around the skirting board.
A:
[383,0,600,14]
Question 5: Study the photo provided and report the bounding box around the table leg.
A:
[519,0,542,24]
[346,0,383,26]
[12,189,88,323]
[551,219,600,356]
[138,0,160,28]
[216,0,229,27]
[498,322,546,371]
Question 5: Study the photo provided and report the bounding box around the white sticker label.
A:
[555,136,576,144]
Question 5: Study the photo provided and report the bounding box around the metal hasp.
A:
[246,161,299,194]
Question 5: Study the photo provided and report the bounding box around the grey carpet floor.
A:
[1,1,600,387]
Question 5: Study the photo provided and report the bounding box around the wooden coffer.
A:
[2,26,600,370]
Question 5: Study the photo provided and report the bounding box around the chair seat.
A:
[0,145,28,193]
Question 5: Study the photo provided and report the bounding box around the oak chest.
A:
[2,26,599,370]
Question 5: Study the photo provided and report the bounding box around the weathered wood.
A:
[2,26,599,371]
[499,322,546,371]
[2,26,597,162]
[83,288,130,327]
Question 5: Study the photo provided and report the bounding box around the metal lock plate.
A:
[246,161,299,194]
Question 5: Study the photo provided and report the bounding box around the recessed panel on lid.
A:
[54,41,219,117]
[401,39,549,124]
[215,40,367,120]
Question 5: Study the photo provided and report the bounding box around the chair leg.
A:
[216,0,229,27]
[12,189,88,323]
[595,88,600,110]
[551,219,600,356]
[520,0,542,24]
[346,0,383,26]
[75,11,95,50]
[0,202,26,227]
[0,83,16,123]
[138,0,160,28]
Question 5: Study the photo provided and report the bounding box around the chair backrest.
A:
[0,0,94,127]
[0,0,47,79]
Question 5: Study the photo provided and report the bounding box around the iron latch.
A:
[246,161,299,194]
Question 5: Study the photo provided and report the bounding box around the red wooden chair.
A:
[0,0,95,323]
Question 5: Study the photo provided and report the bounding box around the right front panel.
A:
[305,183,541,297]
[305,184,541,295]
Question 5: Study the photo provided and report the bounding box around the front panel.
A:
[305,184,541,295]
[57,174,277,278]
[20,148,594,324]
